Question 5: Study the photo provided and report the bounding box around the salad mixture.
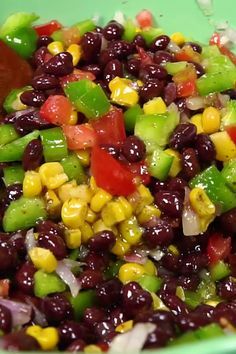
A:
[0,9,236,352]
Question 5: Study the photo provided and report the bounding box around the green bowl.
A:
[1,0,236,353]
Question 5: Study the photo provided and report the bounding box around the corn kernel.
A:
[111,237,130,256]
[165,148,182,177]
[118,262,145,284]
[170,32,186,45]
[119,216,143,245]
[26,325,59,351]
[168,244,180,256]
[143,259,157,276]
[202,107,221,134]
[29,247,57,273]
[129,184,154,214]
[90,188,112,213]
[109,77,139,107]
[47,41,64,55]
[92,219,117,235]
[116,196,133,218]
[67,44,82,66]
[69,184,93,203]
[101,201,126,227]
[23,171,42,198]
[210,131,236,161]
[68,110,78,125]
[85,207,98,224]
[39,162,68,189]
[137,204,161,224]
[57,180,77,202]
[76,149,90,167]
[61,198,87,229]
[190,113,204,134]
[80,222,94,243]
[189,187,216,217]
[143,97,167,115]
[115,320,133,333]
[90,176,98,192]
[84,345,102,353]
[65,229,82,249]
[205,300,220,307]
[44,190,62,218]
[151,292,169,311]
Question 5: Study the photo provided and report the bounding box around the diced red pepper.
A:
[175,45,201,63]
[173,65,197,97]
[136,10,153,28]
[34,20,62,36]
[207,233,231,264]
[62,123,97,150]
[137,46,154,66]
[0,279,10,297]
[91,107,126,146]
[176,80,197,97]
[226,125,236,144]
[60,69,96,88]
[209,32,236,65]
[209,32,221,46]
[40,95,73,125]
[91,145,136,196]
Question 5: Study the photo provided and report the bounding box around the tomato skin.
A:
[207,233,231,264]
[226,126,236,144]
[137,46,154,66]
[136,10,153,28]
[34,20,62,36]
[40,95,73,125]
[176,80,196,97]
[60,69,96,87]
[91,107,126,146]
[62,124,97,150]
[209,32,221,46]
[173,65,197,97]
[91,146,136,196]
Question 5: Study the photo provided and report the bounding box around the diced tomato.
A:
[34,20,62,36]
[176,80,197,97]
[175,45,201,63]
[91,146,136,196]
[127,161,151,185]
[207,233,231,264]
[61,27,81,46]
[136,10,153,28]
[40,95,73,125]
[60,69,96,87]
[173,65,197,97]
[62,123,97,150]
[91,107,126,146]
[226,125,236,144]
[136,46,154,66]
[209,32,221,46]
[0,279,10,297]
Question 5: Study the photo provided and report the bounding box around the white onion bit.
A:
[196,0,213,16]
[113,11,125,25]
[0,299,32,326]
[182,187,202,236]
[186,96,205,110]
[25,228,36,252]
[56,260,81,298]
[167,41,181,53]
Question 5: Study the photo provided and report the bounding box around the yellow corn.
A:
[23,171,42,198]
[143,259,157,276]
[85,207,98,224]
[90,188,112,212]
[170,32,186,45]
[168,244,180,256]
[44,190,62,218]
[84,345,102,353]
[109,77,139,107]
[68,110,78,125]
[176,286,185,301]
[116,196,133,219]
[202,107,221,134]
[29,247,57,273]
[199,214,215,233]
[119,216,143,245]
[165,148,182,177]
[118,262,145,284]
[151,292,169,311]
[129,184,154,214]
[205,300,220,307]
[39,162,68,189]
[93,219,113,233]
[76,149,90,167]
[137,204,161,224]
[111,237,130,256]
[58,180,76,202]
[61,198,88,229]
[90,176,98,192]
[80,222,94,243]
[65,229,82,249]
[67,44,82,66]
[143,97,167,115]
[190,113,204,134]
[47,41,64,55]
[189,187,215,217]
[101,201,126,227]
[59,181,93,203]
[210,131,236,161]
[26,326,59,351]
[115,320,133,333]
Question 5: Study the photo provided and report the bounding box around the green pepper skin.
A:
[69,290,96,320]
[3,196,47,232]
[122,19,137,42]
[34,270,66,298]
[197,70,236,96]
[221,159,236,192]
[124,104,143,133]
[138,275,163,293]
[210,260,231,281]
[61,153,85,183]
[3,165,25,187]
[40,127,68,162]
[0,124,19,145]
[2,27,37,59]
[74,19,96,36]
[147,148,174,181]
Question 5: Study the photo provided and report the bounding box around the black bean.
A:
[33,46,49,67]
[139,79,165,102]
[103,59,123,83]
[121,135,146,163]
[139,64,168,81]
[185,42,202,53]
[150,35,170,52]
[81,32,102,63]
[142,222,174,248]
[87,230,116,252]
[126,58,141,77]
[43,52,74,76]
[219,208,236,234]
[31,74,59,91]
[81,64,102,78]
[22,139,43,171]
[103,21,124,41]
[194,133,216,163]
[132,34,147,49]
[14,110,52,135]
[169,123,197,150]
[108,40,133,59]
[181,148,200,180]
[155,190,184,218]
[20,90,46,107]
[99,49,116,67]
[153,50,174,64]
[164,82,177,105]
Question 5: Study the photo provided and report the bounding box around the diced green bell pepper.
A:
[104,260,124,279]
[51,29,63,42]
[65,79,94,102]
[3,165,25,187]
[169,331,198,346]
[210,260,231,281]
[3,197,47,232]
[197,279,216,301]
[184,290,202,309]
[138,275,162,293]
[201,45,221,59]
[122,19,137,42]
[0,130,40,163]
[3,86,31,113]
[205,55,235,74]
[147,148,174,181]
[0,12,39,37]
[195,323,224,340]
[124,104,143,133]
[40,127,68,162]
[70,290,96,320]
[165,61,188,75]
[135,110,179,153]
[0,124,19,146]
[221,159,236,192]
[197,69,236,96]
[74,19,96,36]
[221,100,236,130]
[141,27,164,45]
[2,27,38,59]
[190,165,236,213]
[61,153,85,183]
[34,270,66,298]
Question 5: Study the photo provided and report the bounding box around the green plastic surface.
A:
[1,0,236,353]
